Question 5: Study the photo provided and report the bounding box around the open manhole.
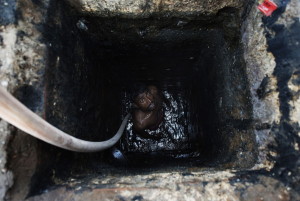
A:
[8,0,258,198]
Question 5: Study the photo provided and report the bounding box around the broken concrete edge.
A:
[0,0,49,200]
[0,121,13,201]
[0,24,17,201]
[65,0,246,18]
[26,170,298,201]
[243,0,300,195]
[242,1,279,171]
[283,0,300,125]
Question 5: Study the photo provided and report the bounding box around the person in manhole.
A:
[110,84,167,163]
[131,84,165,140]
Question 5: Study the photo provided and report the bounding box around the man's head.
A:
[131,83,157,111]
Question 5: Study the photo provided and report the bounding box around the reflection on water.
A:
[120,90,194,154]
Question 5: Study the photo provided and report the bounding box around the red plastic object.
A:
[258,0,278,16]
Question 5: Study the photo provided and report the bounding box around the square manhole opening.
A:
[26,1,257,195]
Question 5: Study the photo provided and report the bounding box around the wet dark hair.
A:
[130,83,149,102]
